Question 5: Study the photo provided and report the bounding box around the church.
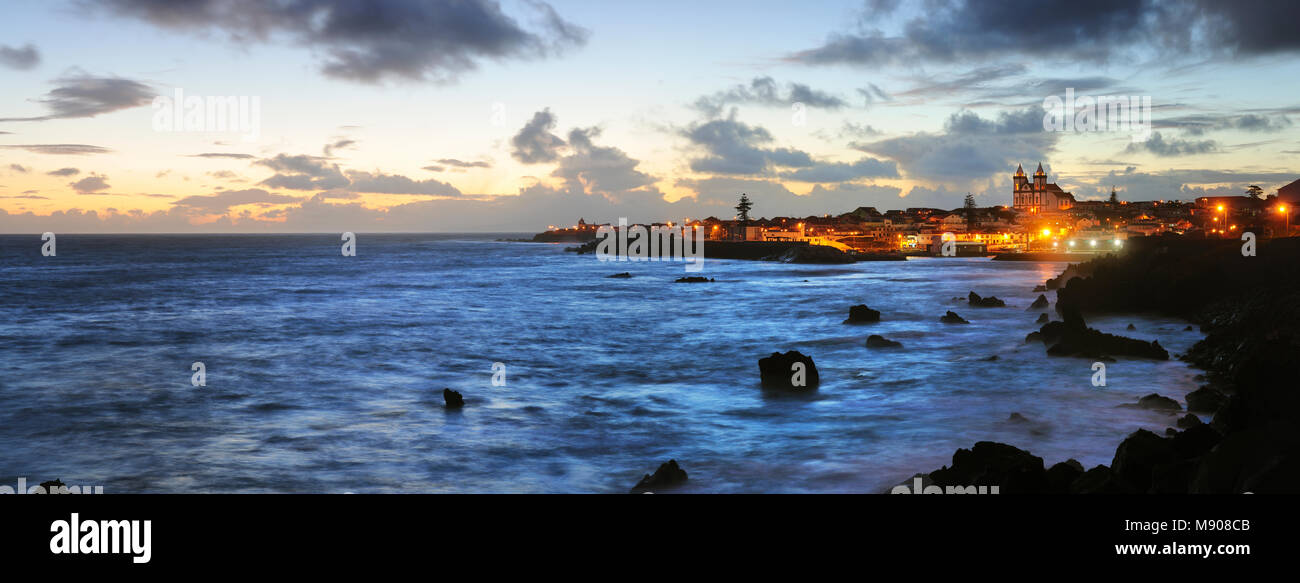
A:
[1012,163,1075,213]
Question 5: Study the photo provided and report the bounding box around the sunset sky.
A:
[1,0,1298,232]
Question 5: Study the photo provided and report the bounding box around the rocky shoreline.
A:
[906,235,1300,494]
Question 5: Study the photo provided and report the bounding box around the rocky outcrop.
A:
[1134,393,1181,411]
[928,442,1047,494]
[1035,313,1049,324]
[443,388,464,409]
[844,305,881,323]
[968,291,1006,307]
[866,335,902,348]
[1028,294,1050,310]
[771,245,856,264]
[758,351,819,390]
[1035,306,1168,360]
[1185,386,1228,413]
[940,310,970,324]
[631,459,688,493]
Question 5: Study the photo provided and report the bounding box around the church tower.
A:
[1034,162,1046,190]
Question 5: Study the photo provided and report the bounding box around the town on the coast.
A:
[534,163,1300,259]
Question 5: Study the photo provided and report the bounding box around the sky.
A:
[1,0,1298,233]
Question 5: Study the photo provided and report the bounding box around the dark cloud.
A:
[778,158,899,182]
[9,164,30,174]
[682,112,814,175]
[0,43,40,70]
[854,106,1057,183]
[0,144,113,155]
[1156,112,1293,135]
[172,188,302,213]
[791,0,1300,67]
[342,170,461,196]
[256,154,350,190]
[70,174,110,194]
[323,138,356,156]
[694,77,848,117]
[434,158,492,169]
[550,127,658,200]
[1125,132,1218,156]
[0,75,154,122]
[511,109,566,164]
[47,167,80,176]
[93,0,589,83]
[187,152,256,159]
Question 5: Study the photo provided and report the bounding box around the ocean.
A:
[0,233,1207,493]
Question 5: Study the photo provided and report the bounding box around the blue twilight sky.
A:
[1,0,1298,232]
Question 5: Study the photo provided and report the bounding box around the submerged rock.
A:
[1008,412,1029,423]
[675,276,714,283]
[940,310,970,324]
[866,334,902,348]
[1127,323,1137,331]
[631,459,688,493]
[443,388,464,409]
[968,291,1007,307]
[844,304,881,323]
[606,272,633,278]
[1033,284,1048,292]
[758,350,819,390]
[1028,294,1050,310]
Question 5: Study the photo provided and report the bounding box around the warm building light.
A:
[1217,205,1224,212]
[1089,240,1097,247]
[1041,229,1051,237]
[1280,205,1289,213]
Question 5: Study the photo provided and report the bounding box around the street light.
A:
[1279,204,1291,236]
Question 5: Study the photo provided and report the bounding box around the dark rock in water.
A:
[1035,313,1049,324]
[1176,413,1203,429]
[1186,386,1228,413]
[940,310,970,324]
[968,291,1006,307]
[928,441,1047,494]
[1028,294,1049,310]
[758,350,819,390]
[606,272,633,278]
[1033,284,1048,292]
[1184,325,1194,331]
[981,355,999,361]
[1136,393,1181,411]
[1025,330,1043,343]
[866,334,902,348]
[631,459,688,493]
[675,276,714,283]
[38,479,66,493]
[1038,306,1168,360]
[844,304,881,323]
[443,388,464,409]
[1126,323,1137,331]
[1045,460,1085,493]
[773,244,855,264]
[1008,412,1029,423]
[1165,428,1178,436]
[1112,429,1178,492]
[1070,465,1137,494]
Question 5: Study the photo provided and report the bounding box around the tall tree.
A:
[1246,185,1263,199]
[1108,186,1119,206]
[734,192,754,241]
[963,193,977,230]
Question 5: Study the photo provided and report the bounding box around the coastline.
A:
[906,236,1300,493]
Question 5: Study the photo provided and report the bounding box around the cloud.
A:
[342,170,461,196]
[256,154,350,190]
[93,0,589,83]
[0,75,154,122]
[47,167,80,176]
[511,108,566,163]
[681,112,814,175]
[550,126,658,200]
[778,158,899,182]
[0,144,113,155]
[433,158,491,169]
[323,138,356,156]
[171,188,302,213]
[853,106,1057,183]
[1156,112,1293,135]
[9,164,30,174]
[70,174,111,193]
[0,43,40,70]
[790,0,1300,67]
[187,152,256,159]
[1125,132,1218,156]
[694,77,848,117]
